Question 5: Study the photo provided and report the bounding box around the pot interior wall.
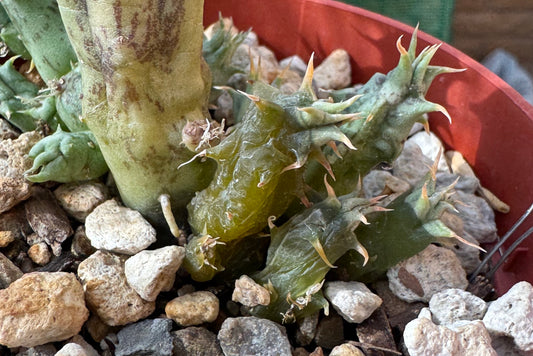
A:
[204,0,533,293]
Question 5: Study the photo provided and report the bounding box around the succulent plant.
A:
[0,0,471,329]
[202,17,249,104]
[1,0,109,182]
[184,61,359,281]
[249,178,386,323]
[305,28,463,197]
[335,156,479,283]
[249,156,479,323]
[53,0,217,226]
[0,6,29,59]
[1,0,77,83]
[0,57,56,132]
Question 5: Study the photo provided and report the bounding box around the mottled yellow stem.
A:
[57,0,215,225]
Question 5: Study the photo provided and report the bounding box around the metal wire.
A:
[469,202,533,283]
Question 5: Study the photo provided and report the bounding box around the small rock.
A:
[387,244,468,303]
[296,313,319,346]
[408,121,425,136]
[313,49,351,90]
[0,230,15,247]
[483,281,533,351]
[362,170,391,198]
[429,288,487,327]
[165,291,219,326]
[452,190,498,244]
[54,181,109,222]
[24,186,73,256]
[55,343,91,356]
[445,150,477,178]
[232,44,279,83]
[124,245,185,301]
[355,307,397,352]
[280,55,308,76]
[0,131,41,214]
[213,90,234,123]
[477,186,510,213]
[55,336,99,356]
[37,251,77,273]
[218,316,292,356]
[324,281,382,323]
[406,132,449,172]
[314,314,345,350]
[0,251,23,288]
[113,318,175,356]
[232,274,271,307]
[15,344,57,356]
[204,17,239,39]
[329,343,365,356]
[70,225,96,258]
[173,326,224,356]
[436,172,479,194]
[309,347,325,356]
[404,311,496,356]
[392,143,433,186]
[27,242,51,266]
[242,30,259,47]
[85,199,156,255]
[77,250,155,326]
[278,69,304,95]
[0,272,89,348]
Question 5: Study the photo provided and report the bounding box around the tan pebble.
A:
[0,230,15,247]
[330,343,365,356]
[165,291,219,326]
[232,275,270,307]
[0,272,89,348]
[0,131,42,214]
[78,250,155,326]
[27,242,51,265]
[445,150,477,177]
[54,181,109,222]
[313,49,352,90]
[477,186,510,213]
[124,245,185,301]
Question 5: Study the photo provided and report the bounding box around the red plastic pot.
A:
[204,0,533,294]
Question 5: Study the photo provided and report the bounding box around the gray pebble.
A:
[218,316,292,356]
[113,318,175,356]
[429,288,487,327]
[173,326,224,356]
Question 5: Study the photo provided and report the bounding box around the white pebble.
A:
[85,199,156,255]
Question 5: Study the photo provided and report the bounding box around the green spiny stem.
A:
[184,63,359,281]
[335,165,467,283]
[1,0,77,83]
[202,17,248,104]
[25,127,107,183]
[249,184,384,323]
[0,5,30,58]
[305,29,462,197]
[56,0,216,225]
[0,58,56,131]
